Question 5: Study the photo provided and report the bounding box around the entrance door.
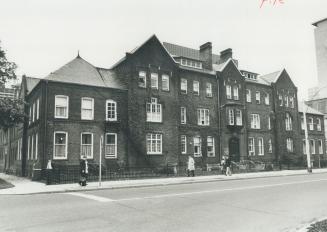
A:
[229,137,240,162]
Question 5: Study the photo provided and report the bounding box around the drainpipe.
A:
[42,80,49,169]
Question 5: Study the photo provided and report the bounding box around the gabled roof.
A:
[45,56,126,90]
[258,70,284,84]
[163,42,221,64]
[298,102,324,116]
[25,76,41,94]
[312,17,327,27]
[212,58,243,76]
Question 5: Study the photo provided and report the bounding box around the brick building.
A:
[0,35,326,177]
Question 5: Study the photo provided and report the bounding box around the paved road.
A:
[1,173,327,232]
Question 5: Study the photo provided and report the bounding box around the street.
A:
[1,173,327,232]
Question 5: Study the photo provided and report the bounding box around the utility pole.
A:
[99,135,103,187]
[303,102,312,173]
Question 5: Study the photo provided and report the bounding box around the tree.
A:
[0,41,25,129]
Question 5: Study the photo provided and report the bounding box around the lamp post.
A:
[302,101,312,173]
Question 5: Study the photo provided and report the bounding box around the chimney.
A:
[219,48,233,64]
[199,42,212,70]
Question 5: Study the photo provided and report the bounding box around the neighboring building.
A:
[0,35,326,178]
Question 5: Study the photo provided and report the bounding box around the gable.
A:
[275,69,296,89]
[220,59,244,82]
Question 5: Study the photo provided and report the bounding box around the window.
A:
[279,95,283,106]
[146,133,162,154]
[286,138,294,152]
[206,83,212,97]
[180,58,203,69]
[317,118,322,131]
[138,71,146,88]
[54,132,67,159]
[303,139,307,154]
[268,116,271,130]
[309,117,314,130]
[246,89,251,103]
[285,96,289,107]
[193,81,199,95]
[310,139,315,154]
[27,136,30,160]
[29,107,32,125]
[55,95,69,119]
[289,96,294,108]
[236,109,242,126]
[258,138,264,156]
[151,73,158,89]
[197,109,209,126]
[318,140,323,154]
[32,102,35,122]
[17,139,20,160]
[181,78,187,94]
[226,85,232,99]
[194,136,202,157]
[268,139,272,153]
[265,93,270,105]
[285,113,292,131]
[162,74,170,91]
[207,136,215,157]
[36,98,40,120]
[31,135,34,160]
[301,116,305,130]
[105,133,117,158]
[35,133,38,160]
[81,133,93,159]
[255,91,261,104]
[248,137,255,156]
[250,114,260,129]
[228,109,234,125]
[181,135,187,154]
[146,98,162,122]
[106,100,117,121]
[181,107,186,124]
[81,98,94,120]
[233,86,239,100]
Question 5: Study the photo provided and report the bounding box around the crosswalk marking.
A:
[66,192,114,202]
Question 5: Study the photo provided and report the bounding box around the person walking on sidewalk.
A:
[225,156,232,176]
[79,156,89,186]
[187,156,195,177]
[46,160,53,185]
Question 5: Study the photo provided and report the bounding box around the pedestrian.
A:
[221,156,226,175]
[46,160,53,185]
[187,156,195,177]
[79,156,88,186]
[225,156,232,176]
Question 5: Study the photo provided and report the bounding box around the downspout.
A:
[216,73,222,161]
[42,80,49,169]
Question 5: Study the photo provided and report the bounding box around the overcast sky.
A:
[0,0,326,99]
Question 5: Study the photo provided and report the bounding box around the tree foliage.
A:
[0,41,17,85]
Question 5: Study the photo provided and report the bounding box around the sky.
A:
[0,0,326,99]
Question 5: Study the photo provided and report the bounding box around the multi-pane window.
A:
[265,93,270,105]
[206,83,212,97]
[268,116,271,130]
[226,85,232,99]
[285,113,292,131]
[81,97,94,120]
[146,98,162,122]
[162,74,170,91]
[279,95,283,106]
[29,107,32,125]
[318,139,323,154]
[258,138,264,156]
[105,133,117,158]
[207,136,215,157]
[248,137,255,156]
[197,109,209,126]
[55,95,69,119]
[310,139,315,154]
[194,136,202,157]
[228,109,234,125]
[181,107,186,124]
[317,118,322,131]
[289,96,294,108]
[81,133,93,159]
[255,91,261,104]
[151,73,158,89]
[106,100,117,121]
[54,132,67,159]
[250,114,260,129]
[36,98,40,120]
[286,138,294,152]
[246,89,251,103]
[268,139,272,153]
[233,86,239,100]
[285,96,289,107]
[309,117,314,130]
[303,139,307,154]
[301,116,305,130]
[235,109,242,126]
[146,133,162,155]
[181,78,187,94]
[181,135,187,154]
[32,102,35,122]
[138,71,146,88]
[193,81,199,95]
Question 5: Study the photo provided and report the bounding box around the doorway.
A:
[229,137,240,162]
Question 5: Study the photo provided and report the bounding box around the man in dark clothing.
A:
[79,157,88,186]
[225,156,232,176]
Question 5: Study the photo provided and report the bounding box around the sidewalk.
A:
[1,168,327,195]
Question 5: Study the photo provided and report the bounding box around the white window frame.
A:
[53,131,68,160]
[206,83,212,97]
[35,133,38,160]
[81,97,94,120]
[36,98,40,120]
[31,135,34,160]
[309,117,314,130]
[285,96,289,107]
[226,85,232,99]
[236,109,242,126]
[146,98,162,122]
[146,133,162,155]
[318,139,323,154]
[181,78,187,94]
[181,135,187,154]
[250,114,260,129]
[268,139,272,153]
[162,74,170,91]
[279,95,283,106]
[310,139,315,154]
[246,89,251,103]
[248,137,255,156]
[290,96,294,108]
[150,73,158,89]
[193,136,202,157]
[29,107,32,125]
[32,102,35,122]
[197,109,210,126]
[258,137,264,156]
[81,132,94,159]
[233,86,239,100]
[181,107,186,124]
[286,138,294,152]
[255,91,261,104]
[285,113,292,131]
[55,95,69,119]
[106,99,117,121]
[207,136,215,157]
[268,116,271,130]
[105,133,117,158]
[138,70,146,88]
[193,81,200,95]
[27,136,30,160]
[265,93,270,105]
[228,109,234,125]
[317,118,322,131]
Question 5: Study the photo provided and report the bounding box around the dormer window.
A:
[180,58,202,69]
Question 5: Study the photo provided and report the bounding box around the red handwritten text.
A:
[260,0,284,8]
